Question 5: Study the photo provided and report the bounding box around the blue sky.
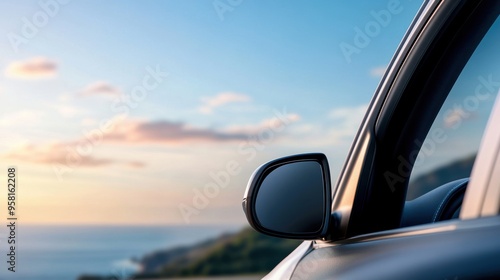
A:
[0,0,423,225]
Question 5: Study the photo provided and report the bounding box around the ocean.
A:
[0,224,243,280]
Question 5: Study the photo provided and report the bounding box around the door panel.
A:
[292,217,500,280]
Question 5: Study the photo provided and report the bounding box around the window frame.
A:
[462,92,500,219]
[332,0,500,239]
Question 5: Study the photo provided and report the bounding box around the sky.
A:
[0,0,424,226]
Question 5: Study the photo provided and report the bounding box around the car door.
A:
[263,0,500,279]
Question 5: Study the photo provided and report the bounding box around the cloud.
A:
[79,81,122,98]
[327,104,368,143]
[53,104,86,118]
[329,104,368,121]
[4,143,114,167]
[127,161,146,168]
[5,57,57,79]
[199,92,251,114]
[106,119,251,144]
[3,143,145,168]
[81,118,98,126]
[1,114,300,168]
[225,113,301,134]
[443,107,476,128]
[369,65,387,78]
[0,110,45,127]
[278,104,368,148]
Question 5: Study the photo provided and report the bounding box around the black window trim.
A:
[343,0,500,238]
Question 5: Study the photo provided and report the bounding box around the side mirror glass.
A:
[242,153,332,239]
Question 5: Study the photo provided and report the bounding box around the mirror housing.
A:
[242,153,332,239]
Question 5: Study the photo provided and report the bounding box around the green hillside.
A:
[133,227,302,278]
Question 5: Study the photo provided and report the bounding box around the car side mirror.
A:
[242,153,332,239]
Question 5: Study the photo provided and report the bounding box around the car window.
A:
[407,16,500,200]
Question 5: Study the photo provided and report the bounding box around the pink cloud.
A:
[199,92,251,114]
[79,81,122,98]
[5,57,57,79]
[4,143,114,167]
[369,65,387,78]
[1,113,301,167]
[107,119,250,143]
